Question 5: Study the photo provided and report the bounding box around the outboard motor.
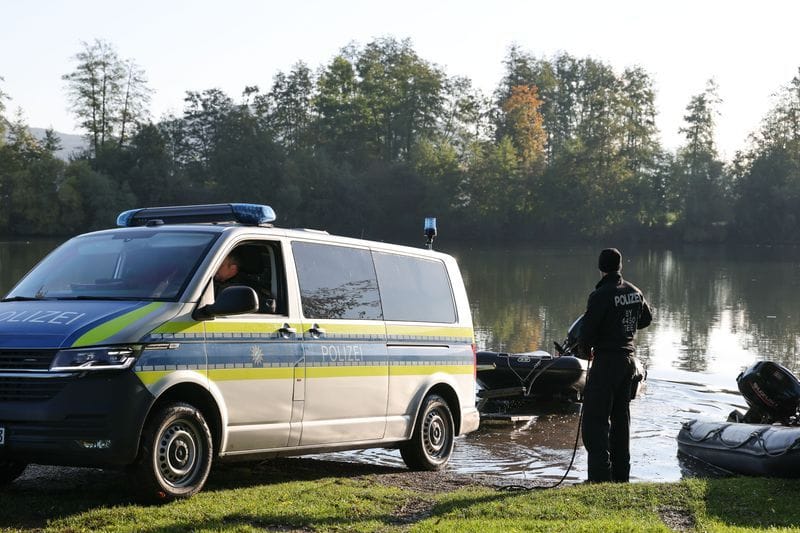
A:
[734,361,800,425]
[566,315,583,352]
[555,315,584,358]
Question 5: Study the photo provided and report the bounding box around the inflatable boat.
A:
[677,419,800,476]
[476,350,586,401]
[476,316,589,405]
[677,360,800,477]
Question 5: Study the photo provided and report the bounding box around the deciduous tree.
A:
[498,85,546,172]
[267,62,315,153]
[62,39,150,154]
[732,68,800,243]
[0,76,8,147]
[118,59,151,147]
[315,54,368,163]
[677,79,729,240]
[1,112,66,235]
[355,38,445,161]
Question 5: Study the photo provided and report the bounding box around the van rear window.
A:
[373,252,456,323]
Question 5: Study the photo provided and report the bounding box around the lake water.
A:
[3,240,799,483]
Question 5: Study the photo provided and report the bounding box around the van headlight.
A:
[50,346,140,371]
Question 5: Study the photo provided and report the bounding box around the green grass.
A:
[2,460,800,532]
[419,479,800,532]
[48,479,404,532]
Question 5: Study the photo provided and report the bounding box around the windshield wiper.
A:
[0,296,47,302]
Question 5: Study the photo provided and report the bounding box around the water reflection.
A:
[449,243,800,377]
[453,245,598,354]
[318,375,748,482]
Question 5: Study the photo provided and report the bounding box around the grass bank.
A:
[1,459,799,532]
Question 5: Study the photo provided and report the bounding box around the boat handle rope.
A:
[683,423,766,449]
[754,433,800,457]
[684,422,800,455]
[524,358,565,398]
[499,353,568,398]
[501,354,545,390]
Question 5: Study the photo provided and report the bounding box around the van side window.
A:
[222,242,285,314]
[292,242,382,320]
[373,252,456,323]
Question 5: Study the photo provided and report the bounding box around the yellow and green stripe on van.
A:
[149,320,474,343]
[152,320,205,335]
[138,363,471,387]
[136,369,179,386]
[389,364,473,376]
[136,366,299,386]
[136,321,474,386]
[72,302,166,347]
[386,324,474,343]
[188,320,472,341]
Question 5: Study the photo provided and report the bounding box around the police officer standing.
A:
[579,248,652,483]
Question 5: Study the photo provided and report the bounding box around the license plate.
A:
[0,426,4,445]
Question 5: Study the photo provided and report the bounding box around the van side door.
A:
[372,251,475,440]
[291,241,388,445]
[204,240,304,453]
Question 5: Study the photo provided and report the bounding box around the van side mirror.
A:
[194,286,258,320]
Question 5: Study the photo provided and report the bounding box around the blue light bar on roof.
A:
[116,203,276,227]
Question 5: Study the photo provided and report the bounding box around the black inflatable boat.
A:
[677,419,800,476]
[677,360,800,477]
[476,350,586,401]
[476,316,589,403]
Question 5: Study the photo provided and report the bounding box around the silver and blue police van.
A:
[0,204,479,500]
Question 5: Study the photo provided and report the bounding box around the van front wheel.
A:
[400,394,454,471]
[131,403,213,501]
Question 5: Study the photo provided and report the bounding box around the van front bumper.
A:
[0,370,154,467]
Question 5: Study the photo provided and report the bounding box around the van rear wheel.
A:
[130,402,213,502]
[0,460,27,486]
[400,394,454,471]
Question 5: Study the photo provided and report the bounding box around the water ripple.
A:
[315,375,742,482]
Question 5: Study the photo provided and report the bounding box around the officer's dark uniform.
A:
[579,248,652,483]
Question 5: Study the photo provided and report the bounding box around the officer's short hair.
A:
[226,250,242,267]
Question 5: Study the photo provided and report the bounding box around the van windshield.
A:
[4,230,219,301]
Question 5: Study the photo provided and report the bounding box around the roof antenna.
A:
[424,217,437,250]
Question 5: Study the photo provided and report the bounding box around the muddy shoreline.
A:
[13,456,562,498]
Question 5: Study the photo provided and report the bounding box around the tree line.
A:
[0,38,799,244]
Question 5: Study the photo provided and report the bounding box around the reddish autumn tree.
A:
[500,84,547,172]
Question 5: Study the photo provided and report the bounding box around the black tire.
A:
[400,394,455,471]
[130,402,213,502]
[0,460,27,486]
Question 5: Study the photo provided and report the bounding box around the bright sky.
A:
[3,0,799,159]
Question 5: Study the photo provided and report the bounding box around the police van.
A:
[0,204,479,500]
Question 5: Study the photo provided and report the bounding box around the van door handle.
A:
[278,323,296,338]
[309,323,326,338]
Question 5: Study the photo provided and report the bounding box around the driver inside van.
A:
[213,249,276,313]
[213,250,247,295]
